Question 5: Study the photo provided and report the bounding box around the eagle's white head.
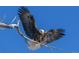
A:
[40,29,45,34]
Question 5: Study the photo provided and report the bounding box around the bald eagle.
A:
[18,7,65,50]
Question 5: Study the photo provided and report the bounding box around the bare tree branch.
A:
[0,23,13,28]
[0,21,63,51]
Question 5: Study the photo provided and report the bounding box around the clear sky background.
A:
[0,6,79,53]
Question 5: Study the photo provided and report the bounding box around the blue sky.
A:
[0,6,79,53]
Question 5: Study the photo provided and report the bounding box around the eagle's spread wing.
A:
[18,7,41,40]
[43,29,64,43]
